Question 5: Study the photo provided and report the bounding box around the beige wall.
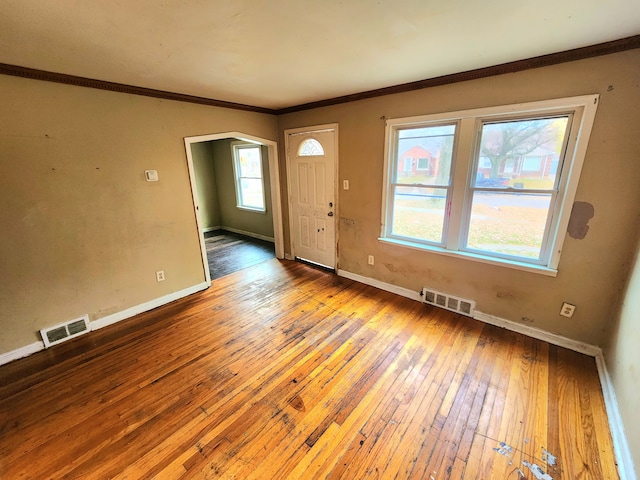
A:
[606,236,640,473]
[211,140,275,238]
[1,47,638,474]
[0,74,277,354]
[192,142,221,229]
[277,49,640,347]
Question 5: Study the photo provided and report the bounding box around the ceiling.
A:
[1,0,639,110]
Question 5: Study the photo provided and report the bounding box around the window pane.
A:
[396,124,455,186]
[475,116,569,190]
[391,186,448,244]
[238,147,262,178]
[298,139,324,156]
[466,191,552,259]
[240,178,264,209]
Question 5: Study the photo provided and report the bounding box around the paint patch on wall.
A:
[567,201,594,239]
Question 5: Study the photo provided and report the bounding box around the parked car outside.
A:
[475,175,509,188]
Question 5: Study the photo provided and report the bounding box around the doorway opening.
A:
[184,132,284,285]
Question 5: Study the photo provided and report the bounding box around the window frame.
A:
[231,141,266,213]
[380,95,599,276]
[385,121,459,247]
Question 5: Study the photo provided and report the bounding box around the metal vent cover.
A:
[421,288,476,317]
[40,315,90,348]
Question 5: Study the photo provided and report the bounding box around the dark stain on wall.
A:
[567,201,594,239]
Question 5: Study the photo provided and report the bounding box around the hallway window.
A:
[232,143,265,212]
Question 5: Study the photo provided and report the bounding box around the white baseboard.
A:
[337,268,600,357]
[91,282,209,331]
[472,311,601,357]
[0,341,45,366]
[202,225,221,233]
[216,226,274,243]
[0,282,209,366]
[595,353,636,480]
[2,267,634,478]
[336,269,422,302]
[336,268,635,479]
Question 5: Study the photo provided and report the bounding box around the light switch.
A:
[145,170,159,182]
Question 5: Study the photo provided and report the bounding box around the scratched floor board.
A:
[0,259,620,479]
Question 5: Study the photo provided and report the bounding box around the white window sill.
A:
[378,237,558,277]
[236,205,267,214]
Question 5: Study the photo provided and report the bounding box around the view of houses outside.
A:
[391,116,570,259]
[392,124,455,244]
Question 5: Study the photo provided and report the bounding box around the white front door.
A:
[286,126,337,269]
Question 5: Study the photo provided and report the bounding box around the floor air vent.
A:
[40,315,90,348]
[421,288,475,317]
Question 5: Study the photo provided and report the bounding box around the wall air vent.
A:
[421,288,475,317]
[40,315,90,348]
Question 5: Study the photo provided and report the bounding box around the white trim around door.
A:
[184,132,284,285]
[285,124,339,270]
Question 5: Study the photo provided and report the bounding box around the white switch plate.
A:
[343,180,349,190]
[368,255,375,265]
[145,170,159,182]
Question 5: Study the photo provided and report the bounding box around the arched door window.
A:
[298,138,324,156]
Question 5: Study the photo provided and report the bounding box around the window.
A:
[381,95,599,275]
[389,124,456,244]
[232,142,265,212]
[522,155,543,172]
[298,138,324,156]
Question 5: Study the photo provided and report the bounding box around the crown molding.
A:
[1,35,639,115]
[0,63,276,115]
[275,34,640,114]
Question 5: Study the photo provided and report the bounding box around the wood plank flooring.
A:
[0,259,619,479]
[204,230,275,280]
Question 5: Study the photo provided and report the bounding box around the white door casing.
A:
[184,131,284,285]
[286,126,337,269]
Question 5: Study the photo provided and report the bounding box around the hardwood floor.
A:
[0,259,619,479]
[204,230,275,280]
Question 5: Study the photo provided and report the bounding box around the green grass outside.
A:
[392,195,549,258]
[397,174,554,190]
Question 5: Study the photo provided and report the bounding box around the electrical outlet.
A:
[368,255,375,265]
[560,302,575,318]
[156,270,165,282]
